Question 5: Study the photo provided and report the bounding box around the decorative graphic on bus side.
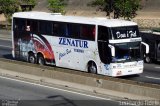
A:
[32,34,55,61]
[59,49,72,60]
[14,33,55,63]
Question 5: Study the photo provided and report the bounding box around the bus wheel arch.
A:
[87,61,97,74]
[28,52,36,64]
[37,53,45,65]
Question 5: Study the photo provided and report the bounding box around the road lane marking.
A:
[0,76,111,101]
[0,45,12,49]
[145,76,160,80]
[0,37,11,41]
[155,67,160,69]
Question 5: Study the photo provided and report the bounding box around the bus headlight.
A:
[137,61,143,66]
[117,64,123,68]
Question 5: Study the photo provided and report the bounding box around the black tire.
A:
[145,55,152,63]
[28,53,36,64]
[37,55,45,65]
[88,62,97,74]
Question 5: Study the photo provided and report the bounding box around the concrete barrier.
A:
[0,58,159,99]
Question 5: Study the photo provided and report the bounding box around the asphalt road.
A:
[121,63,160,85]
[0,39,160,85]
[0,76,119,106]
[0,39,12,59]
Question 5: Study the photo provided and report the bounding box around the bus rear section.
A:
[12,18,56,65]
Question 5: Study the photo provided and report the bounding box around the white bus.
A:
[12,12,149,77]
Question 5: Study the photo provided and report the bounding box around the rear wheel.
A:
[28,53,36,64]
[88,62,97,74]
[37,55,45,65]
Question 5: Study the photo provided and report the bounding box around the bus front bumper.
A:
[105,61,144,77]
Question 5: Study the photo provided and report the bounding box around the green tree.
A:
[91,0,141,20]
[0,0,19,23]
[0,0,36,28]
[20,0,36,5]
[115,0,140,20]
[20,0,36,11]
[89,0,113,16]
[48,0,67,13]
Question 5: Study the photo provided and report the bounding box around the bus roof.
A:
[13,11,137,27]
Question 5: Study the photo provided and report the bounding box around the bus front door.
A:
[98,26,111,64]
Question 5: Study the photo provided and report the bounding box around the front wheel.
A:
[88,62,97,74]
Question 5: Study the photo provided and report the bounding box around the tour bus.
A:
[140,31,160,63]
[12,12,149,77]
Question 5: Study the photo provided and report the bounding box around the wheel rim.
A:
[89,63,97,74]
[29,55,35,63]
[146,56,150,63]
[38,57,45,65]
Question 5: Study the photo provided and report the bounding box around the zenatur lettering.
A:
[59,38,88,48]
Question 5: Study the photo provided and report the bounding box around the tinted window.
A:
[14,18,26,31]
[39,21,52,35]
[53,22,66,36]
[31,20,38,32]
[98,26,110,41]
[81,24,95,41]
[52,22,95,40]
[67,23,80,38]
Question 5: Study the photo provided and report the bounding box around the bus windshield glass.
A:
[112,42,142,62]
[110,26,140,39]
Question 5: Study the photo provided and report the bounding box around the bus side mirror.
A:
[108,44,115,57]
[141,42,149,54]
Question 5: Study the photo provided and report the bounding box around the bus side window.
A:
[13,18,20,39]
[81,25,95,41]
[67,23,80,39]
[26,20,31,32]
[39,21,52,35]
[53,23,58,36]
[53,22,66,37]
[98,26,109,41]
[31,20,38,33]
[14,18,25,31]
[13,18,18,31]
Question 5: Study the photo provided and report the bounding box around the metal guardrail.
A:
[0,58,160,99]
[0,57,159,89]
[0,24,11,30]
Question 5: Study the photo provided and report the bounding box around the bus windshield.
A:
[110,26,140,39]
[112,42,142,62]
[98,26,142,63]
